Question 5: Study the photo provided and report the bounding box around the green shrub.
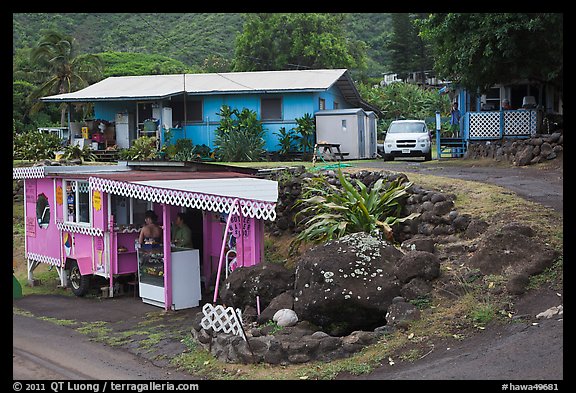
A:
[118,136,159,161]
[214,105,265,162]
[13,130,62,160]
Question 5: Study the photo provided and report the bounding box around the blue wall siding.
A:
[182,92,318,151]
[319,86,351,110]
[93,87,356,152]
[94,101,135,122]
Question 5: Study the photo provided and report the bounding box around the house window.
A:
[261,98,282,120]
[188,100,203,122]
[482,87,501,111]
[36,193,50,229]
[171,98,203,125]
[64,180,90,224]
[333,101,339,109]
[319,98,326,110]
[138,103,153,123]
[110,195,152,226]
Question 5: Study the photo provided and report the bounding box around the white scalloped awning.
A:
[90,175,278,221]
[135,177,277,202]
[14,164,278,221]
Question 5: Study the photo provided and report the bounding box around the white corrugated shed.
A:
[41,69,349,102]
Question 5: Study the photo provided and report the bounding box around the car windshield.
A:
[388,122,427,134]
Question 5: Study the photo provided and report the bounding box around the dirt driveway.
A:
[13,157,563,381]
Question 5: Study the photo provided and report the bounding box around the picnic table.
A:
[312,143,348,164]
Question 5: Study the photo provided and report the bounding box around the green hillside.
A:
[13,13,393,77]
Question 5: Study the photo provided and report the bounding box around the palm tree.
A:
[29,30,103,126]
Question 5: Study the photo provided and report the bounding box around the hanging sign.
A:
[26,216,36,237]
[25,181,36,202]
[95,237,104,251]
[56,185,63,205]
[92,190,102,211]
[230,214,252,239]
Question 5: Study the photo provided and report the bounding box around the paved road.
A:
[13,313,195,380]
[355,159,563,213]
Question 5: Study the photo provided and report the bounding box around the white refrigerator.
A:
[138,248,202,310]
[115,112,135,149]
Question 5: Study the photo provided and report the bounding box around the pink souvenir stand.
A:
[13,162,278,311]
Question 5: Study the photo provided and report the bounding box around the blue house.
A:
[40,69,378,154]
[436,80,563,158]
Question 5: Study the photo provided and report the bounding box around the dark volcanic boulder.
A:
[467,222,558,277]
[293,232,405,336]
[219,263,295,310]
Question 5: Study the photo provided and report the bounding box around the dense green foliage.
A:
[61,143,98,162]
[13,130,63,160]
[233,13,367,72]
[99,52,194,77]
[118,136,160,160]
[13,13,244,68]
[418,13,563,92]
[13,13,393,76]
[357,81,451,135]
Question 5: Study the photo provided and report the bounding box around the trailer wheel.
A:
[68,260,91,297]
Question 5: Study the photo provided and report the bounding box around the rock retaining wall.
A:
[266,168,475,244]
[464,132,563,166]
[190,314,385,364]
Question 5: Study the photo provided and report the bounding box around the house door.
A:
[357,115,366,158]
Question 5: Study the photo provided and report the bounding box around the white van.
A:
[383,120,432,161]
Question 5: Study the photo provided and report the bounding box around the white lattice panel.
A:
[13,166,45,179]
[67,180,90,193]
[90,177,277,221]
[503,110,536,136]
[469,112,500,138]
[26,252,62,267]
[200,303,246,341]
[57,221,103,236]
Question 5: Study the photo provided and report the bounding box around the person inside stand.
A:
[450,101,461,137]
[138,210,162,249]
[501,99,512,110]
[172,212,194,248]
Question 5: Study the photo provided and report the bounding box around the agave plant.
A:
[289,168,419,254]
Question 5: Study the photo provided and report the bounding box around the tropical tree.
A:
[356,81,451,135]
[417,13,563,93]
[387,13,433,80]
[233,13,367,72]
[28,30,104,126]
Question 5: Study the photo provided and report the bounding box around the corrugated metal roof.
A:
[40,69,349,102]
